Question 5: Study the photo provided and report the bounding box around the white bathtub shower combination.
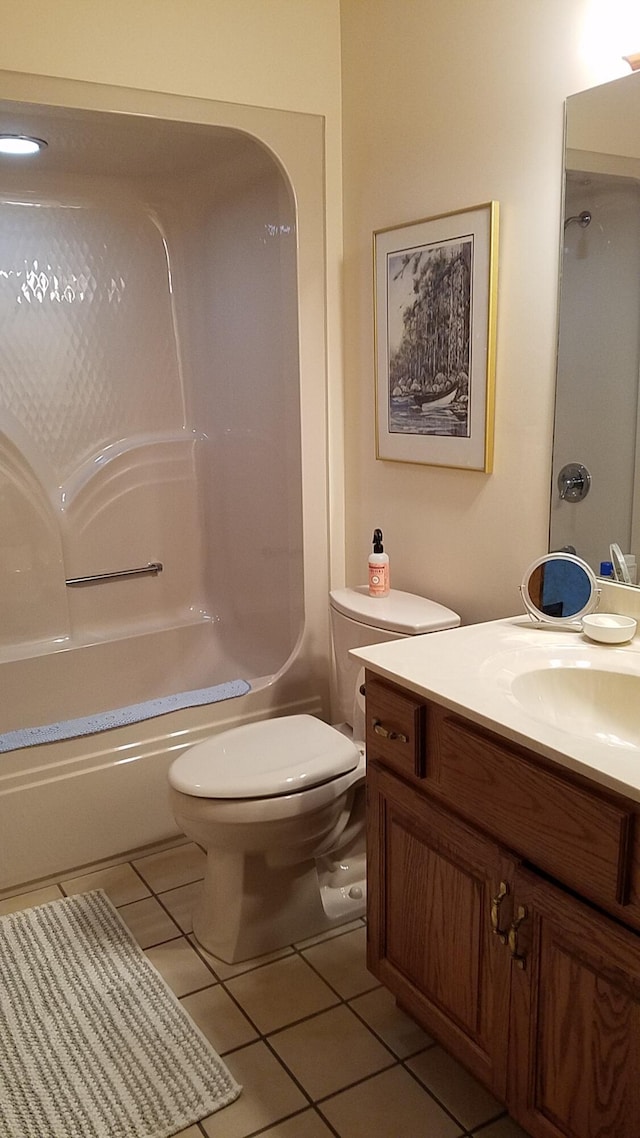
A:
[0,80,330,891]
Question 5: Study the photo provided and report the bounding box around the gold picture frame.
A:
[374,201,499,471]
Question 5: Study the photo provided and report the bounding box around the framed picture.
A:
[374,201,499,471]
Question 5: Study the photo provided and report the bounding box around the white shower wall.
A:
[0,124,302,675]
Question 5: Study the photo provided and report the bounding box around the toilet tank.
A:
[329,586,460,727]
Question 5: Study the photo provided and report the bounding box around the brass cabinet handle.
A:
[372,720,408,744]
[490,881,509,944]
[508,905,528,969]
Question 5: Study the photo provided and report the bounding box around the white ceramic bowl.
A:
[582,613,637,644]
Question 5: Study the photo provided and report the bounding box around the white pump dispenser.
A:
[368,528,390,597]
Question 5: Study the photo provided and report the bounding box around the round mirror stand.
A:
[520,552,600,628]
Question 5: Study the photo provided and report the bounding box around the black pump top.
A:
[372,528,384,553]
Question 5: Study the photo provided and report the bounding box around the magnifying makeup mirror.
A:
[520,552,600,627]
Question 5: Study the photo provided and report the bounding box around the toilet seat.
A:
[169,714,360,799]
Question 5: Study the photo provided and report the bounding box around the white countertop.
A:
[351,616,640,804]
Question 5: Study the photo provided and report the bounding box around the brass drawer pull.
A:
[490,881,509,944]
[372,720,409,744]
[508,905,528,969]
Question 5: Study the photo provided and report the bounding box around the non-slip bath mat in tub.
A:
[0,678,251,752]
[0,889,241,1138]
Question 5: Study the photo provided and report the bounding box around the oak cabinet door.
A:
[367,761,514,1098]
[509,867,640,1138]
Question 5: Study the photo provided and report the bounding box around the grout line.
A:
[187,935,294,985]
[468,1111,515,1135]
[310,1104,342,1138]
[128,859,159,893]
[311,1057,400,1106]
[235,1104,341,1138]
[398,1055,497,1136]
[294,938,382,1004]
[149,883,199,938]
[344,994,438,1063]
[0,835,191,901]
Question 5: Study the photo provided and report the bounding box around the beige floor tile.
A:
[180,985,259,1053]
[145,937,217,997]
[116,896,182,948]
[259,1109,336,1137]
[319,1065,463,1138]
[61,862,150,906]
[302,926,377,999]
[173,1127,203,1138]
[349,985,434,1058]
[188,934,294,980]
[269,1004,393,1100]
[133,841,206,892]
[407,1045,503,1130]
[472,1116,532,1138]
[226,954,339,1033]
[0,884,64,916]
[158,880,202,933]
[294,919,366,950]
[200,1041,307,1138]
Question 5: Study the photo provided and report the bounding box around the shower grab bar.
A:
[65,561,163,586]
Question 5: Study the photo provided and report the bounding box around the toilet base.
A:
[192,845,366,963]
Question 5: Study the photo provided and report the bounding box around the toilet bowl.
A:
[168,587,460,963]
[170,714,366,962]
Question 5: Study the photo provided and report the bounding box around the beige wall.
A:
[0,0,346,584]
[340,0,629,623]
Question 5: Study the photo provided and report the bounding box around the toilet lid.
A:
[330,586,460,634]
[169,714,360,799]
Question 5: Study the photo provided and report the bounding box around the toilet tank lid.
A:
[168,714,360,798]
[330,586,460,635]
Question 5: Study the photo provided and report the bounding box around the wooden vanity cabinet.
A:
[367,760,515,1098]
[365,671,640,1138]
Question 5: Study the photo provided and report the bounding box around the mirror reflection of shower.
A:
[551,167,640,574]
[563,209,592,230]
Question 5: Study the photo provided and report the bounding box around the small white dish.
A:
[582,613,637,644]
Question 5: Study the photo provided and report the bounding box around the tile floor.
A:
[0,841,532,1138]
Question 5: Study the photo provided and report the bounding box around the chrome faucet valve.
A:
[557,462,591,502]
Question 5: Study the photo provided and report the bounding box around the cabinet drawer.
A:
[431,708,633,910]
[365,673,425,779]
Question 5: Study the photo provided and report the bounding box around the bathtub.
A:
[0,618,325,893]
[0,619,264,737]
[0,82,331,893]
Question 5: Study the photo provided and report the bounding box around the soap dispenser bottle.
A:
[368,529,390,597]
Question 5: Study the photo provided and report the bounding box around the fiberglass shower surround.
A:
[0,84,330,894]
[0,108,305,728]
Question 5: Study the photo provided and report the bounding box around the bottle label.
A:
[368,562,389,596]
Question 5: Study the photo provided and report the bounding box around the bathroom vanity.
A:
[353,619,640,1138]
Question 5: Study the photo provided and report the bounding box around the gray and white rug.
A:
[0,889,241,1137]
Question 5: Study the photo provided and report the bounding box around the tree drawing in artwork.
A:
[387,236,472,436]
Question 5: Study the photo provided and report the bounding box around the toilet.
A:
[168,586,460,962]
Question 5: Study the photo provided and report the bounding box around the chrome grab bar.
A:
[65,561,163,587]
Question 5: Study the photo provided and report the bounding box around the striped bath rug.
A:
[0,890,241,1138]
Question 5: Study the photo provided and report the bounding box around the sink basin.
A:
[509,667,640,748]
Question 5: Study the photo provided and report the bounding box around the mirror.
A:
[520,553,599,625]
[550,70,640,582]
